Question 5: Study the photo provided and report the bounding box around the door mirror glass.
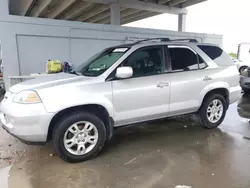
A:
[115,67,133,79]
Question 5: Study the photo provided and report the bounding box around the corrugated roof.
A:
[9,0,207,25]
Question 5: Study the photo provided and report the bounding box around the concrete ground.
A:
[1,95,250,188]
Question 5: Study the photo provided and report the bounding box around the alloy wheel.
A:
[63,121,98,155]
[206,99,224,123]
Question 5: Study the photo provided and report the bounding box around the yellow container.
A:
[46,60,62,73]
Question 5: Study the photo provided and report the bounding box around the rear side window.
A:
[198,45,233,66]
[168,46,206,72]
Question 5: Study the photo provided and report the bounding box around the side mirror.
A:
[115,66,133,79]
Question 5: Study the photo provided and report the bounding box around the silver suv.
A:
[0,38,241,162]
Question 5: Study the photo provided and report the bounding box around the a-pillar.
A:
[110,3,120,25]
[178,13,186,32]
[0,0,9,17]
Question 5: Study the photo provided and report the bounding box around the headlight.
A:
[13,90,41,104]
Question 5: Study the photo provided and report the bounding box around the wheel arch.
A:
[239,65,248,74]
[200,88,229,109]
[47,104,114,141]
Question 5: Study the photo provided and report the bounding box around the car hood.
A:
[9,73,98,93]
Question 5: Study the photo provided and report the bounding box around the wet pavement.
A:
[1,95,250,188]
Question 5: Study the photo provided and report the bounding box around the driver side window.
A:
[122,46,164,78]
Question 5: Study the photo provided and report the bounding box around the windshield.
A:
[75,47,129,77]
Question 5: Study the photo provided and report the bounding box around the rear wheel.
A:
[243,89,250,95]
[52,112,106,163]
[198,94,227,129]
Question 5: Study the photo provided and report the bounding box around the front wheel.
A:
[52,112,106,163]
[197,94,227,129]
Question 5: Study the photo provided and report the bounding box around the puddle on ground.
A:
[0,95,250,188]
[1,123,250,188]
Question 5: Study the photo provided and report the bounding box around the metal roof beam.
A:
[96,15,111,24]
[85,7,126,23]
[94,6,163,24]
[117,0,170,21]
[46,0,77,18]
[120,9,141,18]
[181,0,207,7]
[119,0,187,14]
[76,4,109,22]
[83,0,187,14]
[30,0,53,17]
[120,10,151,23]
[158,0,171,4]
[121,12,160,25]
[95,10,152,24]
[59,1,93,20]
[95,0,182,25]
[85,10,110,23]
[169,0,187,7]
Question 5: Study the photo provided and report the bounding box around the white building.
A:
[0,0,222,89]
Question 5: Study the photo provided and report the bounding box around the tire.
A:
[243,89,250,95]
[52,112,106,163]
[197,94,227,129]
[239,66,248,74]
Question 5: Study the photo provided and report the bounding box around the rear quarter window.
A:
[198,45,233,66]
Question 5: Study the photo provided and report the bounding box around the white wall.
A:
[0,14,223,89]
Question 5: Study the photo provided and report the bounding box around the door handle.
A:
[203,76,212,81]
[157,82,169,88]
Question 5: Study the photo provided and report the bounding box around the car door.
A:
[111,45,171,126]
[166,44,209,116]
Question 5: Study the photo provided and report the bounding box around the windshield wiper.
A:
[82,69,107,77]
[82,72,97,77]
[69,71,81,76]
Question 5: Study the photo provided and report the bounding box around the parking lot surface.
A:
[0,95,250,188]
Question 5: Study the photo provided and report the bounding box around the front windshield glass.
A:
[75,47,129,77]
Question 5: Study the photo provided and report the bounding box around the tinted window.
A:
[122,46,164,77]
[198,45,233,66]
[168,46,200,72]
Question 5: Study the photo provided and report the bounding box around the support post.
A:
[0,0,9,16]
[178,13,186,32]
[237,44,241,60]
[110,4,120,25]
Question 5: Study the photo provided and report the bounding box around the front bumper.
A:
[0,92,54,144]
[240,76,250,91]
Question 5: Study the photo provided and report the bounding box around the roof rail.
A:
[134,37,170,44]
[169,38,199,42]
[133,38,199,45]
